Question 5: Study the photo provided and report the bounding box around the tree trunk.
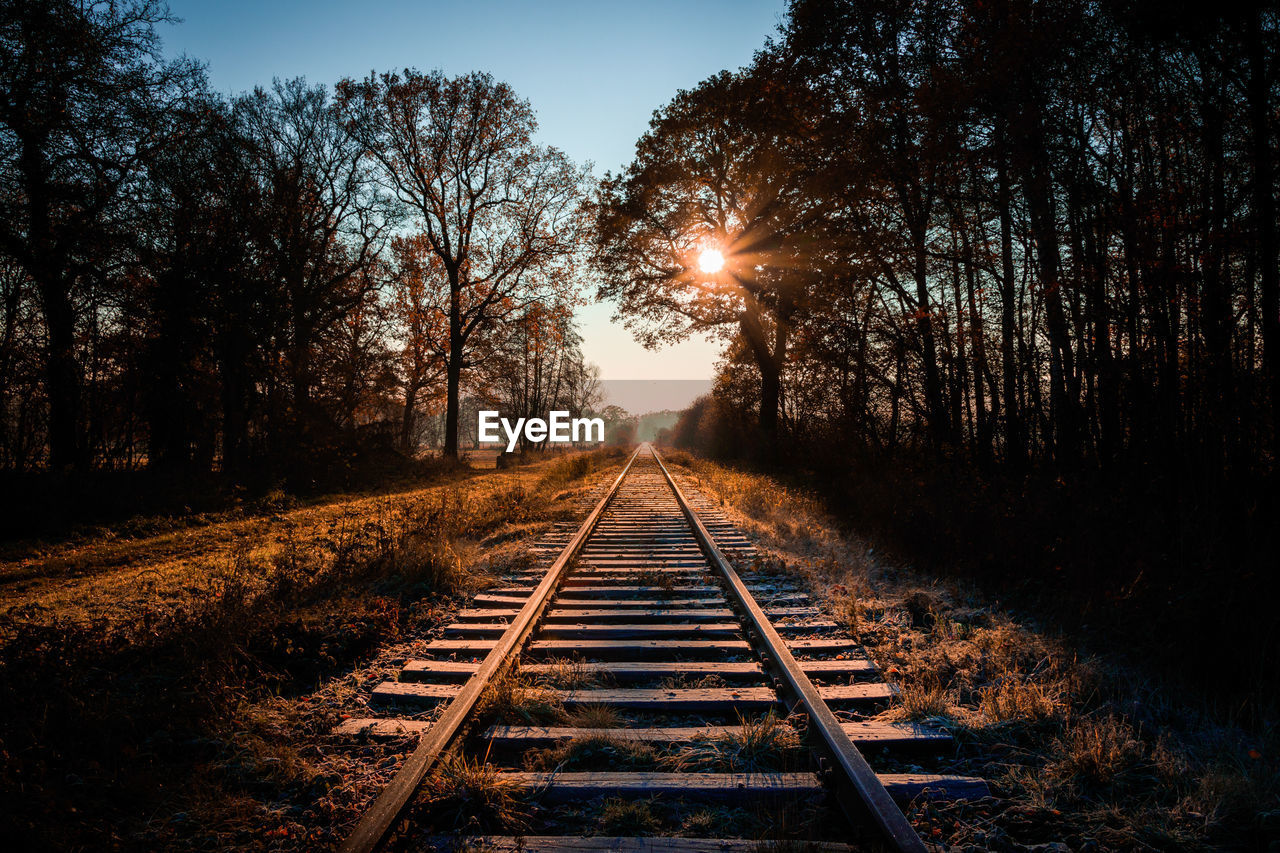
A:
[443,274,464,460]
[23,136,82,472]
[37,275,81,472]
[737,297,786,449]
[401,381,420,453]
[1199,78,1233,466]
[291,301,313,440]
[759,363,780,440]
[1022,138,1079,463]
[998,133,1024,465]
[147,271,194,473]
[961,224,993,465]
[1249,13,1278,459]
[218,332,252,477]
[1086,207,1120,464]
[913,232,949,445]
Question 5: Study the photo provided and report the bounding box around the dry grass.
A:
[476,668,567,725]
[529,657,604,689]
[565,703,623,729]
[827,584,860,635]
[0,466,553,637]
[669,454,1280,851]
[890,677,952,722]
[523,733,658,771]
[0,448,625,851]
[597,796,663,835]
[418,755,528,832]
[1050,713,1146,787]
[663,712,801,773]
[979,677,1062,725]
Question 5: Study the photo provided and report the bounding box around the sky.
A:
[160,0,787,409]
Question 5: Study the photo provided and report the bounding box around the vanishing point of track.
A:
[336,445,988,852]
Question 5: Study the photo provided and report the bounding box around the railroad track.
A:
[335,445,987,852]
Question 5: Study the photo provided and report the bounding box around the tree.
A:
[0,257,42,468]
[131,91,230,473]
[477,300,594,452]
[237,78,389,450]
[783,0,973,447]
[593,68,823,448]
[389,233,449,452]
[336,69,590,459]
[0,0,201,471]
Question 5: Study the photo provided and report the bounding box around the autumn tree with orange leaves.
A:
[337,70,592,459]
[390,234,449,451]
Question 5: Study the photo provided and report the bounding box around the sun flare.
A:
[698,248,725,274]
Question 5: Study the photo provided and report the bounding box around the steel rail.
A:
[650,447,929,853]
[339,445,644,853]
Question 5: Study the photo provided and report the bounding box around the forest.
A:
[1,1,1278,849]
[0,0,603,527]
[2,0,1278,698]
[594,0,1280,712]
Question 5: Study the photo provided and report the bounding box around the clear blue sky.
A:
[161,0,786,394]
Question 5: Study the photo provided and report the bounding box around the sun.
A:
[698,248,725,274]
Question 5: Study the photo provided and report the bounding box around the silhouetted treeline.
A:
[599,0,1280,708]
[0,0,595,488]
[599,0,1280,473]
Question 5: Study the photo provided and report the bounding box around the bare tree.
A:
[336,69,590,459]
[236,78,390,446]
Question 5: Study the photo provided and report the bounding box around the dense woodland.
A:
[0,0,600,493]
[595,0,1280,704]
[601,0,1279,472]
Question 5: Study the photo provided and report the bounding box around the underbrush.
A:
[0,448,622,850]
[666,453,1279,852]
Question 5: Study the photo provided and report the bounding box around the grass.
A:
[663,712,801,773]
[0,448,625,851]
[1049,713,1146,788]
[523,733,659,771]
[827,584,860,635]
[418,755,528,832]
[597,797,663,835]
[665,451,1280,851]
[565,703,624,728]
[477,669,568,725]
[978,677,1061,726]
[531,657,605,689]
[890,677,952,723]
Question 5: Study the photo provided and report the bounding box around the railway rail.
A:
[335,445,988,852]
